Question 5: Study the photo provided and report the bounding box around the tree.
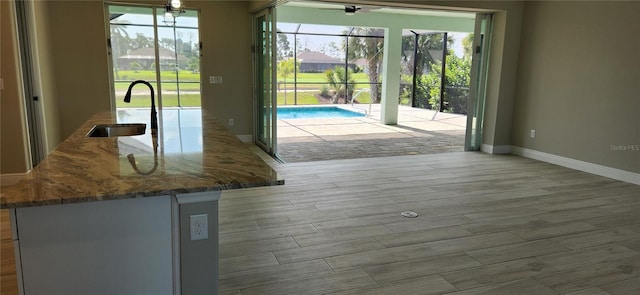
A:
[188,57,199,73]
[110,24,132,79]
[277,33,292,61]
[320,41,341,59]
[345,28,384,103]
[325,67,355,104]
[130,61,142,72]
[426,53,471,114]
[277,58,298,104]
[400,33,454,108]
[160,38,176,51]
[132,33,153,49]
[462,33,474,60]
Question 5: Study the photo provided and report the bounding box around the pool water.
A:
[278,106,365,119]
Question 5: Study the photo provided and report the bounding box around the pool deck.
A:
[276,104,467,163]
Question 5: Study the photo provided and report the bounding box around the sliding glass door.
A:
[106,4,201,110]
[465,13,493,151]
[253,7,277,155]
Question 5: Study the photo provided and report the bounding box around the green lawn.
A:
[278,73,376,92]
[115,94,201,108]
[114,70,200,81]
[352,92,371,104]
[112,70,374,107]
[113,70,201,91]
[276,90,372,105]
[278,72,370,84]
[114,82,202,92]
[277,91,318,105]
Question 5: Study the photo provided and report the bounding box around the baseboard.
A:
[510,146,640,185]
[481,144,511,154]
[236,135,252,143]
[0,173,29,186]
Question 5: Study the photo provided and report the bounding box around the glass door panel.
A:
[155,9,201,108]
[107,4,201,110]
[465,14,493,151]
[254,8,277,155]
[108,5,159,109]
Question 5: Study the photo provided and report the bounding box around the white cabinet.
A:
[12,192,222,295]
[13,196,175,295]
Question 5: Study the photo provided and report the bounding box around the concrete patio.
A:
[276,104,468,163]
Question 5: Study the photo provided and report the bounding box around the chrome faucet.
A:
[123,80,158,133]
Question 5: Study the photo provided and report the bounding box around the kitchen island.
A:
[0,108,283,295]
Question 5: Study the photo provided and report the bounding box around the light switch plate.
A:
[190,214,208,240]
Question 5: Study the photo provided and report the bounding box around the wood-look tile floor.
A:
[219,151,640,295]
[2,152,639,294]
[1,208,17,295]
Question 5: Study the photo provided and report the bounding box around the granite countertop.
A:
[0,109,283,208]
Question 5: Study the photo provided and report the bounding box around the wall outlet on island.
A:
[228,118,234,127]
[530,129,536,138]
[190,214,208,241]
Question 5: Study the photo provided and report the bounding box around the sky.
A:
[277,23,469,58]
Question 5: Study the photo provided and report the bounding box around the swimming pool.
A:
[278,106,365,119]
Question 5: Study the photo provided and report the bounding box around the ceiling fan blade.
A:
[344,5,359,14]
[358,6,381,13]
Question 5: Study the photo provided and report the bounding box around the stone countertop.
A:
[0,109,283,208]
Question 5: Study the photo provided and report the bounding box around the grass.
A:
[278,72,371,83]
[277,73,373,91]
[277,91,318,105]
[114,70,200,81]
[115,94,201,108]
[111,71,375,107]
[276,90,373,105]
[114,82,201,92]
[113,70,201,91]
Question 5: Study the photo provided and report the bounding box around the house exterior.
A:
[117,47,187,70]
[297,51,350,73]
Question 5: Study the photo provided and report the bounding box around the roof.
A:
[297,51,343,64]
[119,47,187,61]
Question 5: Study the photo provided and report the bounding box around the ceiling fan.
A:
[344,5,361,15]
[322,4,380,15]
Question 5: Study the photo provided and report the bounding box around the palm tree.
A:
[110,23,132,79]
[325,67,355,104]
[345,28,384,103]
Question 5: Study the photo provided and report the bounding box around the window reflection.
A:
[116,108,203,176]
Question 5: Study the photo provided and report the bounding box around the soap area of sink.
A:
[86,123,146,137]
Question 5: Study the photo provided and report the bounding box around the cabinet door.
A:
[16,196,174,295]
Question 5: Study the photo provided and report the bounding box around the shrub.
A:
[320,85,331,97]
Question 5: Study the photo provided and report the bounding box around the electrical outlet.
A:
[209,76,223,84]
[530,129,536,138]
[190,214,208,241]
[228,118,234,126]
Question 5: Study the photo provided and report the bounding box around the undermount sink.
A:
[87,123,146,137]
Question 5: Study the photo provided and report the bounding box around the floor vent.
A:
[400,211,418,218]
